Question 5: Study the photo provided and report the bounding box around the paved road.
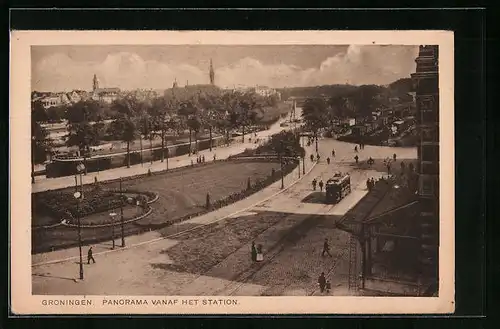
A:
[32,135,416,296]
[32,111,300,193]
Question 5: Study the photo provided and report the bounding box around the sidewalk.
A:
[32,141,317,267]
[32,118,295,193]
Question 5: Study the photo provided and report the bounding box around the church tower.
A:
[209,59,215,85]
[92,74,100,92]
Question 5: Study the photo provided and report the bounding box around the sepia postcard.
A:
[10,30,455,314]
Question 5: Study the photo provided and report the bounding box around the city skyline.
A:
[32,45,419,92]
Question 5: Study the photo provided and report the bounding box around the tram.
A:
[325,172,351,204]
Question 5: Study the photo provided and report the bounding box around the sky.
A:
[31,45,419,92]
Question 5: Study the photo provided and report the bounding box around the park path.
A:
[32,114,296,193]
[32,136,417,296]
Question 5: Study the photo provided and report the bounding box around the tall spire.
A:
[92,74,99,91]
[209,59,215,85]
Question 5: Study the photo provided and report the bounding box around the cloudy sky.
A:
[31,45,419,92]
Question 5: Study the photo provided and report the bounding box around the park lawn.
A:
[32,160,280,253]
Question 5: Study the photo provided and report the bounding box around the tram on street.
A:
[325,172,351,204]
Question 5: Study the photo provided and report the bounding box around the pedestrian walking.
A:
[322,238,332,257]
[393,153,397,161]
[366,178,371,191]
[370,178,375,188]
[354,146,358,152]
[327,157,331,165]
[319,180,324,192]
[310,154,314,162]
[213,153,217,161]
[251,241,257,262]
[318,272,326,293]
[354,155,359,164]
[332,149,335,157]
[87,246,96,264]
[316,154,321,162]
[312,178,317,191]
[202,155,205,163]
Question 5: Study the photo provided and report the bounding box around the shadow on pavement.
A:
[301,192,326,204]
[32,273,77,282]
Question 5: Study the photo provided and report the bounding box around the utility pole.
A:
[73,162,86,280]
[280,140,284,189]
[120,178,125,247]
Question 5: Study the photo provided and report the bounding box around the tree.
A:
[222,92,241,145]
[46,105,66,123]
[237,92,259,143]
[66,100,102,123]
[347,85,384,122]
[302,97,327,152]
[66,121,101,173]
[270,130,302,158]
[178,99,199,154]
[199,94,225,151]
[187,115,202,153]
[108,116,138,168]
[31,121,50,183]
[327,96,349,130]
[138,113,154,164]
[32,100,48,123]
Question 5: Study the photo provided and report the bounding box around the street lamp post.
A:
[166,147,169,171]
[31,136,36,184]
[109,212,117,249]
[111,212,116,249]
[74,162,86,280]
[280,141,284,190]
[120,178,125,247]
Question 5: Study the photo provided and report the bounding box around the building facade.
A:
[411,45,440,282]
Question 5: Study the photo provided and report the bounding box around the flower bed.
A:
[32,184,158,228]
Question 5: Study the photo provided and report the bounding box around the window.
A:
[420,176,435,196]
[422,127,439,142]
[421,145,439,162]
[422,110,438,123]
[422,162,439,175]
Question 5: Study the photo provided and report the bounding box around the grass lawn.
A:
[152,211,289,275]
[32,160,280,253]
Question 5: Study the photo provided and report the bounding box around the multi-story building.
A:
[253,85,281,100]
[39,93,70,109]
[411,45,440,282]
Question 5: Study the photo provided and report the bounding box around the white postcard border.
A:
[10,30,455,314]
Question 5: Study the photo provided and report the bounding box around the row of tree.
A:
[31,89,284,181]
[301,84,392,137]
